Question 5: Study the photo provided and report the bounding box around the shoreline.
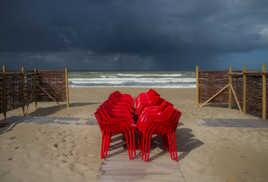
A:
[69,85,196,88]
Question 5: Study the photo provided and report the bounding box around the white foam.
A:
[69,77,195,84]
[69,71,195,88]
[70,84,196,88]
[116,73,182,77]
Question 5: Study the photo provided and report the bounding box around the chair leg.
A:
[132,129,136,158]
[103,132,109,158]
[103,130,107,158]
[172,132,178,161]
[168,133,173,160]
[106,128,112,158]
[124,130,132,160]
[143,131,150,161]
[128,129,133,159]
[141,133,146,160]
[145,125,155,161]
[146,132,153,161]
[101,131,105,159]
[145,133,149,161]
[171,132,175,160]
[143,132,148,161]
[170,133,175,160]
[170,132,176,161]
[105,132,111,158]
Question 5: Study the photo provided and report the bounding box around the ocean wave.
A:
[68,71,195,88]
[69,84,196,88]
[69,77,195,83]
[115,73,182,77]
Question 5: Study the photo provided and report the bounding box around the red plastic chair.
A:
[136,105,182,161]
[135,89,164,115]
[135,93,154,115]
[95,89,182,162]
[95,108,136,160]
[147,88,160,97]
[109,92,135,112]
[95,91,136,160]
[101,101,133,120]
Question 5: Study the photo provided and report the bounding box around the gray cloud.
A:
[0,0,268,70]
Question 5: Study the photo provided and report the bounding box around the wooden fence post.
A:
[34,68,38,109]
[262,64,267,120]
[2,65,7,119]
[243,65,247,114]
[196,65,200,107]
[21,66,25,116]
[228,66,233,109]
[65,67,70,108]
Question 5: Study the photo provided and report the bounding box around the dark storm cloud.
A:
[0,0,268,70]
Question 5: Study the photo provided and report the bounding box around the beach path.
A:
[98,134,186,182]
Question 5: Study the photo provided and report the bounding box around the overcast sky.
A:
[0,0,268,70]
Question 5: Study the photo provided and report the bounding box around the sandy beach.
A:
[1,87,268,182]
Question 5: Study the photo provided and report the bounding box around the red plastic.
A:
[136,105,182,161]
[95,91,136,160]
[94,89,182,162]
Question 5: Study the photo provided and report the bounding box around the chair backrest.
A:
[108,91,121,101]
[96,108,110,122]
[155,97,164,105]
[94,109,108,131]
[120,94,134,106]
[94,111,102,124]
[174,109,182,123]
[159,105,175,120]
[147,89,160,97]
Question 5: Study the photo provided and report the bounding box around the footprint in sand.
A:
[53,143,58,148]
[9,136,16,140]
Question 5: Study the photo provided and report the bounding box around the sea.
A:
[69,71,196,88]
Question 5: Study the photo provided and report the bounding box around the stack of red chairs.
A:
[95,89,182,162]
[95,91,136,160]
[135,89,163,115]
[136,89,182,161]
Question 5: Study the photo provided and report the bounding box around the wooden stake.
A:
[21,66,25,116]
[65,67,70,107]
[243,65,247,113]
[196,65,200,107]
[2,65,6,119]
[230,84,242,113]
[228,66,233,109]
[200,84,230,108]
[34,68,38,109]
[262,64,267,120]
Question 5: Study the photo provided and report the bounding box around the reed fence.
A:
[0,66,70,119]
[196,64,268,119]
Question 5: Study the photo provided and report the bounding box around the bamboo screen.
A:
[199,71,268,118]
[244,75,265,117]
[0,72,26,113]
[37,70,66,102]
[0,70,67,114]
[199,71,229,104]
